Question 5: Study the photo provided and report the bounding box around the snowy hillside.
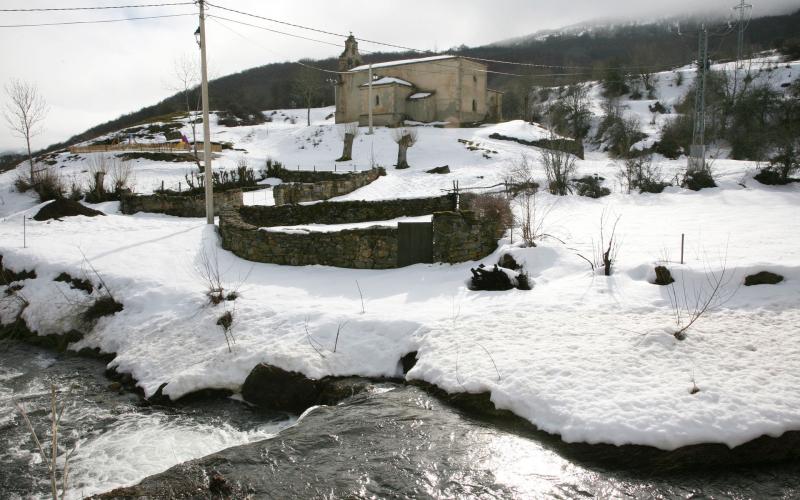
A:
[1,56,799,468]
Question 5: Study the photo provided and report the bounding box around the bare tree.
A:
[540,143,577,195]
[168,55,202,167]
[506,154,552,246]
[292,64,322,126]
[4,79,48,184]
[392,128,418,169]
[336,122,360,162]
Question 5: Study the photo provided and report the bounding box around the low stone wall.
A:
[239,195,456,227]
[219,207,398,269]
[268,166,373,183]
[120,189,243,217]
[273,168,385,205]
[432,211,503,263]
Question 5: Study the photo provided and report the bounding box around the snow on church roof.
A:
[360,76,413,87]
[350,55,457,72]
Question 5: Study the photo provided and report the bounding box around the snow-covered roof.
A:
[360,76,413,88]
[350,55,457,72]
[408,92,433,100]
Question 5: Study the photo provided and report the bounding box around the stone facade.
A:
[335,38,502,126]
[432,211,503,263]
[239,195,456,227]
[273,168,384,205]
[120,189,243,217]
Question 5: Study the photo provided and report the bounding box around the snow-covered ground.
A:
[1,57,799,459]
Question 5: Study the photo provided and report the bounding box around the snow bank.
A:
[1,68,799,451]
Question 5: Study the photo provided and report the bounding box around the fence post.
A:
[680,233,685,264]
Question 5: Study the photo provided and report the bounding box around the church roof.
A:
[360,76,414,88]
[349,55,457,73]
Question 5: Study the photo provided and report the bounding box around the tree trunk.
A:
[307,104,311,127]
[26,135,34,184]
[396,144,409,169]
[95,171,106,199]
[337,133,354,161]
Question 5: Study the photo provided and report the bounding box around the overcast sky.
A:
[1,0,797,152]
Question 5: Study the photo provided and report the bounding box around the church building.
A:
[335,35,503,127]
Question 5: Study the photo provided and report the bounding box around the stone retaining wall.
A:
[433,211,504,263]
[239,195,456,227]
[219,200,502,269]
[273,168,385,205]
[120,189,243,217]
[219,207,398,269]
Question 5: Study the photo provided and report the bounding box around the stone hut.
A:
[335,36,503,126]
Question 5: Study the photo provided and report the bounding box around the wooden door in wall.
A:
[397,222,433,267]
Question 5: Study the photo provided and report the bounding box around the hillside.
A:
[22,8,799,158]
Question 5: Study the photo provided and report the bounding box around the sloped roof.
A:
[360,76,414,88]
[350,55,457,73]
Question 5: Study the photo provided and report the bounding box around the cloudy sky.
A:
[1,0,796,152]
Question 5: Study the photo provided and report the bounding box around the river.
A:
[2,340,800,499]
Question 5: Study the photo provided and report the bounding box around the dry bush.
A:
[540,145,576,195]
[667,255,738,340]
[463,193,512,229]
[109,157,134,193]
[32,166,66,202]
[593,209,621,276]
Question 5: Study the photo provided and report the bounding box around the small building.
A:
[335,35,503,127]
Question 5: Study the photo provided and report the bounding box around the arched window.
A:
[375,95,380,106]
[472,99,477,112]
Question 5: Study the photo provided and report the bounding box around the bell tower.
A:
[338,33,363,73]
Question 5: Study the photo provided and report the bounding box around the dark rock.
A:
[242,364,323,413]
[318,377,371,406]
[108,382,122,392]
[426,165,450,174]
[400,351,418,374]
[33,198,104,221]
[498,253,519,270]
[469,264,513,291]
[744,271,784,286]
[654,266,675,285]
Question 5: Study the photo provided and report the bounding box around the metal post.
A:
[734,0,752,70]
[680,233,685,265]
[689,24,708,172]
[198,0,214,224]
[367,64,374,134]
[23,215,26,249]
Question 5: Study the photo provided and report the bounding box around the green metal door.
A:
[397,222,433,267]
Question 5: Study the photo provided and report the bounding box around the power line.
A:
[0,2,193,12]
[204,0,424,53]
[208,14,344,49]
[0,13,194,28]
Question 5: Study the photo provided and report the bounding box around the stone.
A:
[241,363,323,413]
[498,253,519,270]
[744,271,784,286]
[33,199,104,221]
[425,165,450,174]
[653,265,675,285]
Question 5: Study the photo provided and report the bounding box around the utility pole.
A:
[734,0,752,69]
[198,0,214,224]
[367,64,374,134]
[689,24,708,172]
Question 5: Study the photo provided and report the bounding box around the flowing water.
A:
[0,341,293,499]
[2,340,800,499]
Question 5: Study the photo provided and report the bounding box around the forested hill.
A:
[34,8,800,155]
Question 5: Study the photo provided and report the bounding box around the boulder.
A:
[425,165,450,174]
[242,364,322,413]
[33,199,105,221]
[653,266,675,285]
[744,271,784,286]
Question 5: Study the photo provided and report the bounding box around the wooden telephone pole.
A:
[198,0,214,224]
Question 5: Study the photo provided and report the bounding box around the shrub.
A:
[573,175,610,198]
[654,115,692,159]
[541,146,577,195]
[462,193,513,229]
[682,170,716,191]
[754,143,799,185]
[619,155,671,194]
[33,166,66,202]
